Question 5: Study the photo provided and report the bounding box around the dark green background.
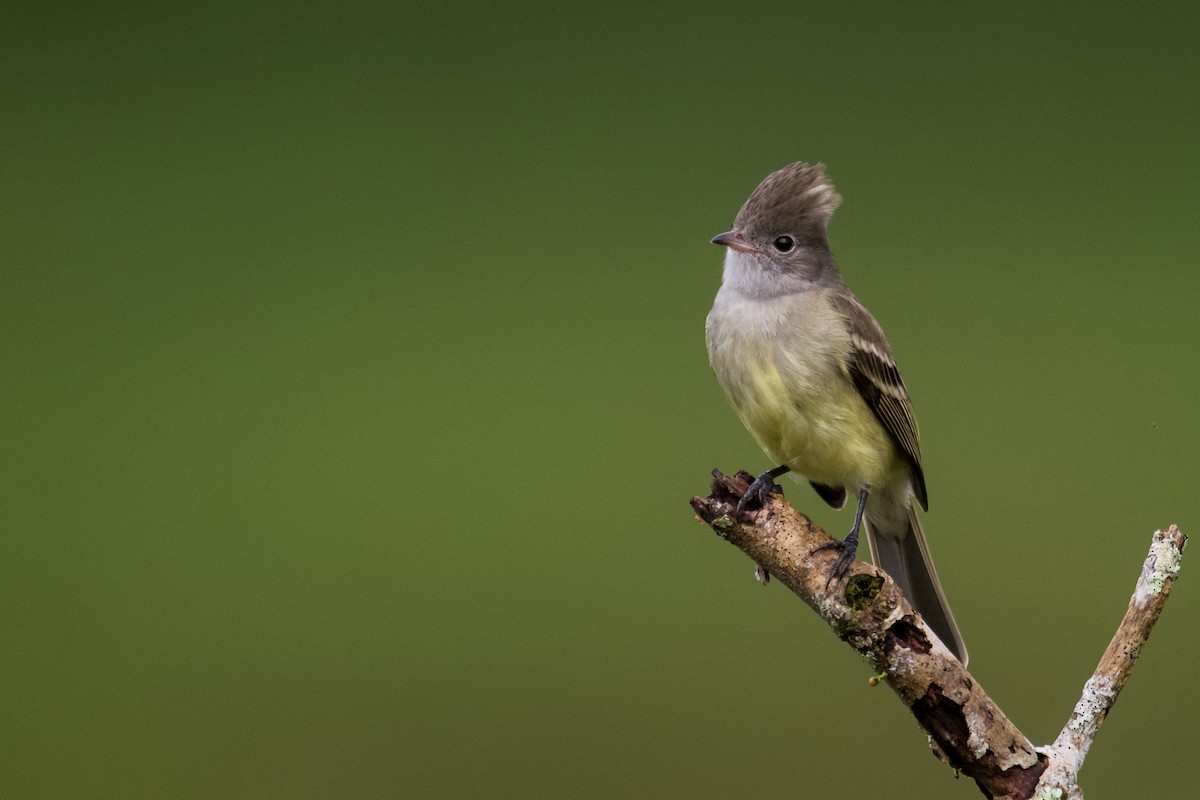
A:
[4,3,1197,797]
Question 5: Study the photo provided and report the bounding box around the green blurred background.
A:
[3,3,1197,797]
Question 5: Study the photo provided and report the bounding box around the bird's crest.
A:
[734,162,842,232]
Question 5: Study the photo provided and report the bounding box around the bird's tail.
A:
[865,507,968,667]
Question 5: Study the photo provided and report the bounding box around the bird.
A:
[706,162,967,665]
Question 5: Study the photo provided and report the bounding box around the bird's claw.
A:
[735,474,782,519]
[812,537,858,589]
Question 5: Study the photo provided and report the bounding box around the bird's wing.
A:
[829,292,927,510]
[809,481,847,509]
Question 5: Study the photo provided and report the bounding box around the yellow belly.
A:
[731,354,896,489]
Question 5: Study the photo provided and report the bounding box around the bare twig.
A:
[1034,525,1188,799]
[690,469,1188,799]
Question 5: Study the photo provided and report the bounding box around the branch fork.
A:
[691,469,1187,799]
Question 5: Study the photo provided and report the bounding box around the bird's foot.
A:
[735,465,789,519]
[812,526,861,589]
[811,486,868,588]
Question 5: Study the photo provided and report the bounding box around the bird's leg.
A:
[813,485,870,587]
[735,465,790,518]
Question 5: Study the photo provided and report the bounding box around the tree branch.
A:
[1034,524,1188,798]
[690,469,1188,799]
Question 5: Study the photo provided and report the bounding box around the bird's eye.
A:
[773,235,795,253]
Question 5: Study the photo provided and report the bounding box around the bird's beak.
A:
[711,229,756,254]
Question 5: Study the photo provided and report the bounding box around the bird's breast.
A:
[706,287,896,488]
